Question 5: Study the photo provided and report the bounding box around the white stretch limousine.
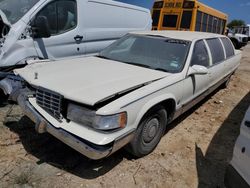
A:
[13,31,241,159]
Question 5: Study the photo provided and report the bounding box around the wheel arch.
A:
[134,94,177,128]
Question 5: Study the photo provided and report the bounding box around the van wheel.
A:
[127,105,167,158]
[0,90,8,104]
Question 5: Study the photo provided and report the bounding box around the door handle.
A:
[74,35,83,42]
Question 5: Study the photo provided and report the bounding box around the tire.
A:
[0,90,8,104]
[232,40,240,49]
[127,105,167,158]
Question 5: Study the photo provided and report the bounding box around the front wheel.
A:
[232,40,240,49]
[127,105,167,158]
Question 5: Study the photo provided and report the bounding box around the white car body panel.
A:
[230,106,250,185]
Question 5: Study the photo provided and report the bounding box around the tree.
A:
[227,20,246,28]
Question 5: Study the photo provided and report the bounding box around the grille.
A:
[36,88,63,121]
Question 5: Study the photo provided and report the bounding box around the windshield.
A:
[99,34,191,73]
[0,0,40,24]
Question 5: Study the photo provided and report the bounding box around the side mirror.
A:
[31,16,51,38]
[188,65,208,76]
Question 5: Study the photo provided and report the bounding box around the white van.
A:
[233,25,250,41]
[0,0,152,72]
[227,28,248,49]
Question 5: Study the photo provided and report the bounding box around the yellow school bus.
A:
[152,0,228,34]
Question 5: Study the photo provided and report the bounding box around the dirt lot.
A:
[0,44,250,188]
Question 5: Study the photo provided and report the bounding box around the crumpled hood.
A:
[15,57,169,106]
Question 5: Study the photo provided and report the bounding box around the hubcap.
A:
[143,118,160,143]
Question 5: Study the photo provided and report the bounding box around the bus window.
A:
[152,10,161,27]
[180,10,192,29]
[217,19,222,34]
[195,11,202,31]
[212,17,218,33]
[162,14,178,27]
[202,13,208,32]
[222,20,226,34]
[153,1,164,8]
[207,15,212,32]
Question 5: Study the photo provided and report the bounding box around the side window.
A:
[206,38,225,64]
[36,0,77,35]
[221,38,235,58]
[190,40,209,67]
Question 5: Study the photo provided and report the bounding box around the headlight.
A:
[94,112,127,130]
[67,103,127,131]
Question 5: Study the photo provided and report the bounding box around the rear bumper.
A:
[224,165,250,188]
[17,90,135,160]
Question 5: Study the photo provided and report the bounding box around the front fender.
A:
[0,40,39,68]
[134,94,177,127]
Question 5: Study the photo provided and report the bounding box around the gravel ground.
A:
[0,44,250,188]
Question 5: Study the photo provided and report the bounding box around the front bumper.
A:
[17,90,135,160]
[239,41,248,47]
[224,165,250,188]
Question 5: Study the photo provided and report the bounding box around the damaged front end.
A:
[0,73,24,99]
[0,10,10,49]
[11,86,136,160]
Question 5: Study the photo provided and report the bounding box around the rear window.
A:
[162,15,178,27]
[221,38,235,58]
[206,38,225,64]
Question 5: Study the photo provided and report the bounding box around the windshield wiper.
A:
[154,68,169,73]
[96,55,111,60]
[122,61,151,69]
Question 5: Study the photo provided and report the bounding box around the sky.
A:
[116,0,250,24]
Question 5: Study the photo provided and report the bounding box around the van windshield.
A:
[0,0,40,24]
[99,34,191,73]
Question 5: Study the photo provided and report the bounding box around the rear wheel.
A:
[127,105,167,158]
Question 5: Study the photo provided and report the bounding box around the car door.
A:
[32,0,84,60]
[205,38,226,88]
[220,37,237,75]
[181,40,211,110]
